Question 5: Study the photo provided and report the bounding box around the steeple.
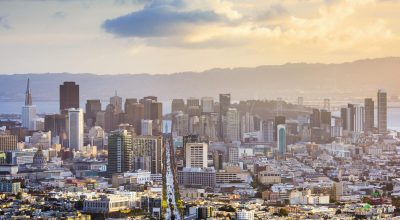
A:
[25,78,32,106]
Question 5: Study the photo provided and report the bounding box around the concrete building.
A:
[83,195,130,213]
[68,108,84,151]
[0,134,18,152]
[178,167,216,188]
[185,143,208,168]
[132,136,162,174]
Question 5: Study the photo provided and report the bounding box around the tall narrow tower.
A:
[377,89,387,134]
[22,78,36,130]
[25,78,32,106]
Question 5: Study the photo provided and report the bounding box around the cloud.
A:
[102,0,223,37]
[0,16,10,30]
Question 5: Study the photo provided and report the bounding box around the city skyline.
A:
[0,0,400,74]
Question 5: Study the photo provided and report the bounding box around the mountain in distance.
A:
[0,57,399,103]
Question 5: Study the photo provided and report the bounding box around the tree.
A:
[279,208,289,217]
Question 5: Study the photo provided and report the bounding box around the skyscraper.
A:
[85,99,101,127]
[274,116,286,141]
[132,136,163,174]
[171,99,185,113]
[125,103,144,135]
[110,91,123,114]
[68,108,84,151]
[60,82,79,113]
[377,89,387,134]
[364,98,374,132]
[107,129,133,174]
[201,97,214,113]
[277,124,286,154]
[354,105,365,133]
[262,119,274,142]
[141,120,153,136]
[21,79,37,130]
[225,108,240,142]
[185,143,208,168]
[219,93,231,139]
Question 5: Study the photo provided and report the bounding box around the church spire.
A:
[25,78,32,106]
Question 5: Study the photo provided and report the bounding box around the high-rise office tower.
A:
[151,102,163,134]
[132,136,163,174]
[124,98,138,112]
[241,112,255,135]
[277,124,286,154]
[219,93,231,139]
[377,89,387,134]
[107,129,133,174]
[354,105,365,133]
[171,99,185,113]
[274,116,286,141]
[141,120,153,136]
[44,114,67,144]
[60,82,79,113]
[213,150,223,170]
[174,111,189,136]
[21,79,37,130]
[262,119,274,142]
[85,99,101,127]
[125,103,144,135]
[341,104,355,132]
[201,97,214,113]
[185,143,208,168]
[310,109,321,128]
[68,108,84,151]
[364,98,374,132]
[187,97,200,108]
[110,91,123,114]
[104,104,118,133]
[225,108,240,142]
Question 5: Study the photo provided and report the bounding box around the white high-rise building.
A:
[68,108,84,151]
[354,105,365,133]
[201,97,214,113]
[22,106,37,130]
[185,143,208,168]
[141,120,153,136]
[21,79,37,130]
[225,108,240,142]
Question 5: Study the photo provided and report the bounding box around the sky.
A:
[0,0,399,74]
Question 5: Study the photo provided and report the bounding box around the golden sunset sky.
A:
[0,0,399,74]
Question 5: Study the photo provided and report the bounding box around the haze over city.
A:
[1,0,400,220]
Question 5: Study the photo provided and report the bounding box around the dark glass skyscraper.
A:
[60,81,79,113]
[218,93,231,139]
[364,98,374,132]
